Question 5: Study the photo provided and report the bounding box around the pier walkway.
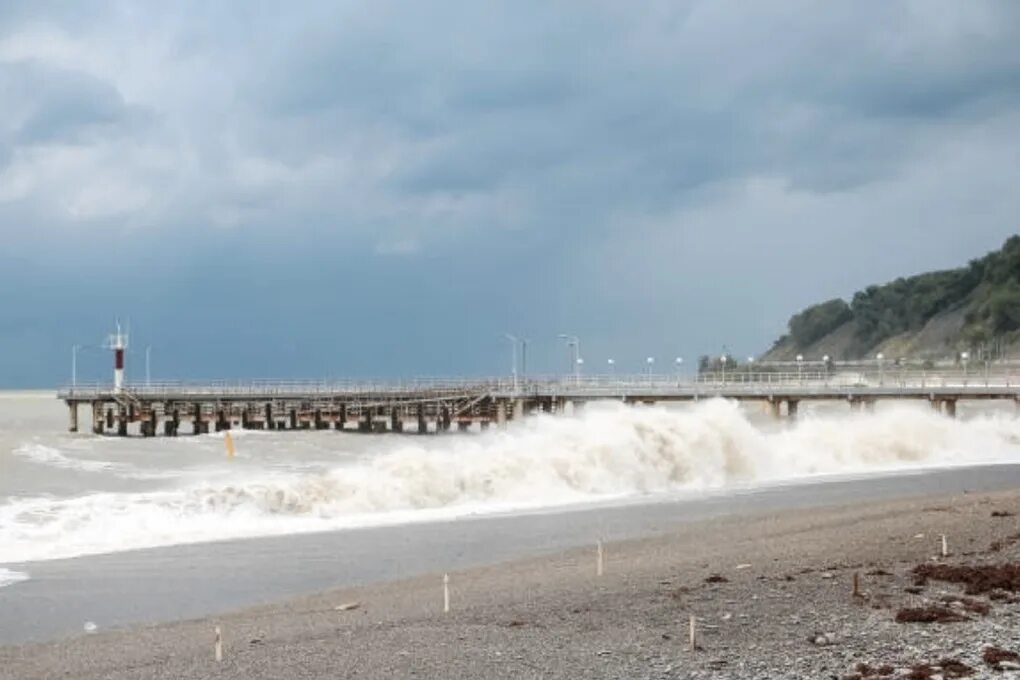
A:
[57,369,1020,436]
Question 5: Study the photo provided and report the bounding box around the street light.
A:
[72,344,81,388]
[503,334,519,392]
[558,334,580,383]
[961,351,969,384]
[576,357,584,385]
[822,354,830,383]
[145,345,152,387]
[720,354,728,384]
[646,356,654,380]
[876,353,885,385]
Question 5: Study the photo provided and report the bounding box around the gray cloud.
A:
[0,1,1018,385]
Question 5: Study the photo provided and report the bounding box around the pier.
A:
[58,369,1020,436]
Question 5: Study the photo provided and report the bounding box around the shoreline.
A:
[2,477,1020,678]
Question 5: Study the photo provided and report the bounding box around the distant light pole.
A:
[504,334,519,392]
[607,358,615,377]
[145,345,152,387]
[877,353,885,386]
[558,334,580,383]
[520,338,529,380]
[72,344,81,389]
[796,354,804,384]
[646,356,655,381]
[576,357,584,386]
[961,351,969,384]
[747,356,755,383]
[675,357,683,384]
[822,354,830,383]
[720,354,728,384]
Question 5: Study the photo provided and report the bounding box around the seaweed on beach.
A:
[939,595,990,616]
[704,574,728,584]
[912,563,1020,594]
[894,606,969,624]
[990,510,1015,517]
[983,646,1020,670]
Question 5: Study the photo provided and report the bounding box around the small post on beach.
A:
[688,614,697,652]
[596,540,604,577]
[214,625,223,662]
[443,573,450,613]
[941,534,948,558]
[852,571,860,598]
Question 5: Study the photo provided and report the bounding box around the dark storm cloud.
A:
[0,1,1018,386]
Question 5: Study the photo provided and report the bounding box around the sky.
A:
[1,1,1019,386]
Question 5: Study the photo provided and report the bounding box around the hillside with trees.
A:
[763,236,1020,361]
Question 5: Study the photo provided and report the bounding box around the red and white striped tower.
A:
[105,322,129,393]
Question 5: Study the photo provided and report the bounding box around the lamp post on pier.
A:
[504,334,519,392]
[558,334,580,385]
[877,353,885,386]
[72,344,80,389]
[145,345,152,388]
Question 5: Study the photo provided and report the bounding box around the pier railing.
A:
[58,368,1018,401]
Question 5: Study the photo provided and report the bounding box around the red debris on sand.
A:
[895,606,969,624]
[983,646,1020,670]
[912,563,1020,595]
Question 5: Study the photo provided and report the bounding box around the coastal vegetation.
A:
[766,236,1020,360]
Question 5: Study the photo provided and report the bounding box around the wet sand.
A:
[2,472,1020,679]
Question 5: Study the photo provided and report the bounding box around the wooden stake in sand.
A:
[214,625,223,662]
[596,540,604,577]
[941,534,948,558]
[688,614,697,652]
[443,573,450,614]
[852,572,860,598]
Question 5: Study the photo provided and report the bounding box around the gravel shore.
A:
[3,486,1019,679]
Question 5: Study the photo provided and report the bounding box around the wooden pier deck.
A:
[57,370,1020,436]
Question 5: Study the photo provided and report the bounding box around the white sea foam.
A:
[11,443,180,480]
[0,568,28,588]
[1,400,1018,564]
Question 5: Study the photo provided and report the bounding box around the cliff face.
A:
[763,236,1020,361]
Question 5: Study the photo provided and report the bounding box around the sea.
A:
[1,391,1019,642]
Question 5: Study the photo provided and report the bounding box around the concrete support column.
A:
[359,409,372,433]
[337,403,347,431]
[106,408,115,430]
[117,406,128,437]
[496,399,507,427]
[768,400,781,419]
[457,421,470,432]
[68,403,79,433]
[289,409,298,430]
[441,406,452,432]
[264,404,274,430]
[92,403,104,435]
[171,409,180,436]
[513,399,525,420]
[417,406,428,434]
[786,400,799,421]
[314,410,325,430]
[944,399,957,418]
[390,409,403,433]
[193,404,205,435]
